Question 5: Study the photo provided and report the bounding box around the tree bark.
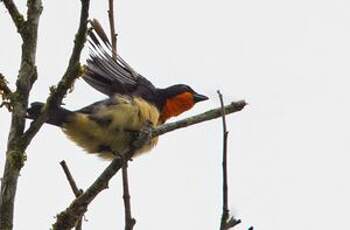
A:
[0,0,90,229]
[0,1,42,229]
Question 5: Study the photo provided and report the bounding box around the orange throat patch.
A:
[159,92,194,123]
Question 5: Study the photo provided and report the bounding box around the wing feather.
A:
[83,19,146,96]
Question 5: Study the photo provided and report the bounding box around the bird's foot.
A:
[132,120,153,149]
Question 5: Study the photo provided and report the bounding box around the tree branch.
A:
[218,91,230,229]
[2,0,25,33]
[217,91,242,230]
[107,2,135,228]
[22,0,91,149]
[60,161,84,230]
[51,100,246,230]
[122,161,136,230]
[0,0,42,229]
[60,161,83,198]
[152,100,246,137]
[0,0,89,229]
[108,0,117,58]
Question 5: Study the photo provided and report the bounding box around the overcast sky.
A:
[1,0,350,229]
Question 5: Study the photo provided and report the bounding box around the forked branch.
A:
[22,0,91,149]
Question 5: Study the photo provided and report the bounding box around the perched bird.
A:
[27,19,208,160]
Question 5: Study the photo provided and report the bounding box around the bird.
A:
[27,19,208,160]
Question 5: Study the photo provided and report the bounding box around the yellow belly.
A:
[62,96,160,160]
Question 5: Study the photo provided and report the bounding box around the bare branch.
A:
[0,0,43,229]
[22,0,91,149]
[60,161,84,230]
[122,162,136,230]
[52,100,246,229]
[107,2,135,228]
[218,91,229,229]
[60,161,83,198]
[152,100,246,137]
[2,0,25,33]
[108,0,117,58]
[217,91,241,230]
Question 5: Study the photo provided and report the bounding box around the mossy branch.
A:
[52,100,247,230]
[0,0,43,229]
[22,0,91,149]
[0,1,88,229]
[2,0,25,33]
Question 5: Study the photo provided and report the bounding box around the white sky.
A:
[1,0,350,229]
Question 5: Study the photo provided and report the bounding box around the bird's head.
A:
[158,84,208,123]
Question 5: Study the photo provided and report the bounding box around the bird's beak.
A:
[193,93,209,103]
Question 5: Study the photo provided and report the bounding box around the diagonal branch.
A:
[152,100,246,137]
[60,161,84,230]
[52,100,247,230]
[22,0,91,149]
[2,0,25,33]
[60,161,83,198]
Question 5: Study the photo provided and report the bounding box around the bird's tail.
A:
[27,102,72,127]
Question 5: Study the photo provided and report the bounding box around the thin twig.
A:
[152,100,246,137]
[218,91,230,229]
[60,161,84,230]
[52,100,246,230]
[217,91,241,230]
[108,0,117,58]
[107,2,135,228]
[122,162,136,230]
[60,160,83,198]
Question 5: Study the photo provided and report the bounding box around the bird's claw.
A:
[132,121,153,149]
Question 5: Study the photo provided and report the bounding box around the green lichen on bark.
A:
[7,150,27,170]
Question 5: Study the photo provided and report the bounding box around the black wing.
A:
[83,19,156,97]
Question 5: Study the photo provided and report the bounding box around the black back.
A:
[84,20,158,99]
